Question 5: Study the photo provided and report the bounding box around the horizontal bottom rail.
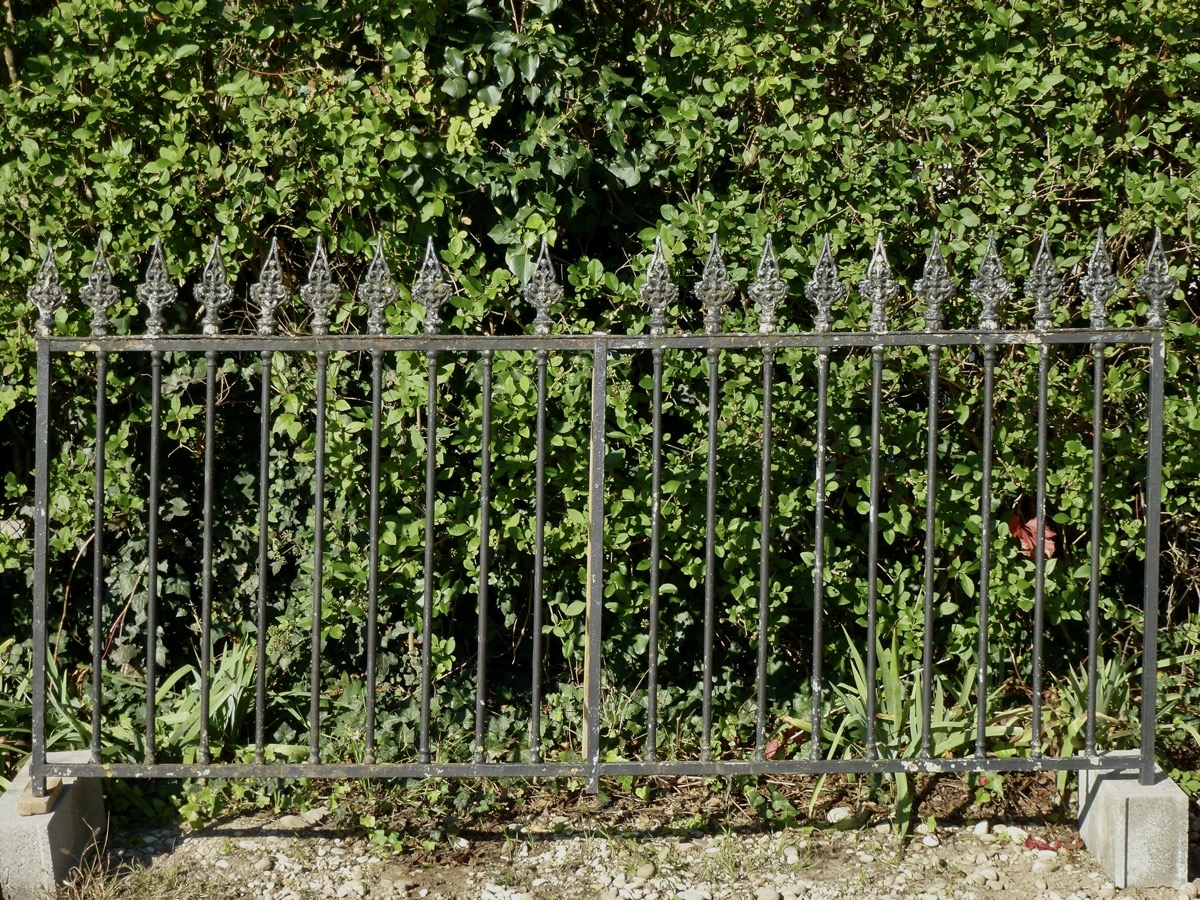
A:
[40,754,1121,781]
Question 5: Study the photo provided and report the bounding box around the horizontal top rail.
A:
[27,229,1176,339]
[37,328,1160,353]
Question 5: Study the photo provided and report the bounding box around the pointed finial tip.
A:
[758,234,778,268]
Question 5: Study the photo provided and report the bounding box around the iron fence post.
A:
[583,335,608,793]
[1140,331,1166,785]
[31,337,50,797]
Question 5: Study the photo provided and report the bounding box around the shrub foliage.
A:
[1,0,1198,776]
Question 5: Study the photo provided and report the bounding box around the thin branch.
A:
[3,0,18,86]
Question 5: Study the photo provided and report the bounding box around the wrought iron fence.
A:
[26,227,1172,797]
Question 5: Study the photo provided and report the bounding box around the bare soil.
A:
[65,775,1199,900]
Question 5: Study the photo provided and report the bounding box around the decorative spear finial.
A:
[137,238,177,337]
[915,232,954,332]
[860,234,898,333]
[804,236,845,333]
[1026,232,1062,331]
[80,238,119,337]
[358,236,397,336]
[525,238,562,336]
[749,235,787,334]
[301,238,336,336]
[195,237,233,336]
[695,235,735,335]
[1137,228,1175,328]
[640,237,677,336]
[251,239,287,337]
[29,247,66,337]
[971,233,1010,331]
[1080,229,1118,329]
[413,238,451,335]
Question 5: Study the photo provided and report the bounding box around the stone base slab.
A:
[0,751,105,900]
[1077,750,1188,889]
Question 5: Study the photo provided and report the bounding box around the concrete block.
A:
[0,751,106,900]
[1077,750,1188,889]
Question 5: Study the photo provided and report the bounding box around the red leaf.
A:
[1009,514,1057,559]
[1024,836,1062,851]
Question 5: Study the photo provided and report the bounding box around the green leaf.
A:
[441,77,468,99]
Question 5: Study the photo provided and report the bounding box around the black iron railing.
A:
[26,228,1173,796]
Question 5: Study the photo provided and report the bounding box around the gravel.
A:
[97,801,1200,900]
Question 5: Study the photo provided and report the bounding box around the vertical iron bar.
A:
[1031,344,1051,757]
[920,346,941,759]
[646,348,664,762]
[419,351,438,764]
[530,349,549,762]
[811,348,830,760]
[975,345,997,757]
[145,350,162,765]
[254,351,271,764]
[199,349,217,765]
[1140,334,1166,786]
[309,350,328,765]
[365,349,383,764]
[754,348,774,759]
[91,352,107,763]
[866,345,883,759]
[474,351,494,764]
[702,347,719,762]
[31,340,51,797]
[1086,342,1105,755]
[583,337,608,793]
